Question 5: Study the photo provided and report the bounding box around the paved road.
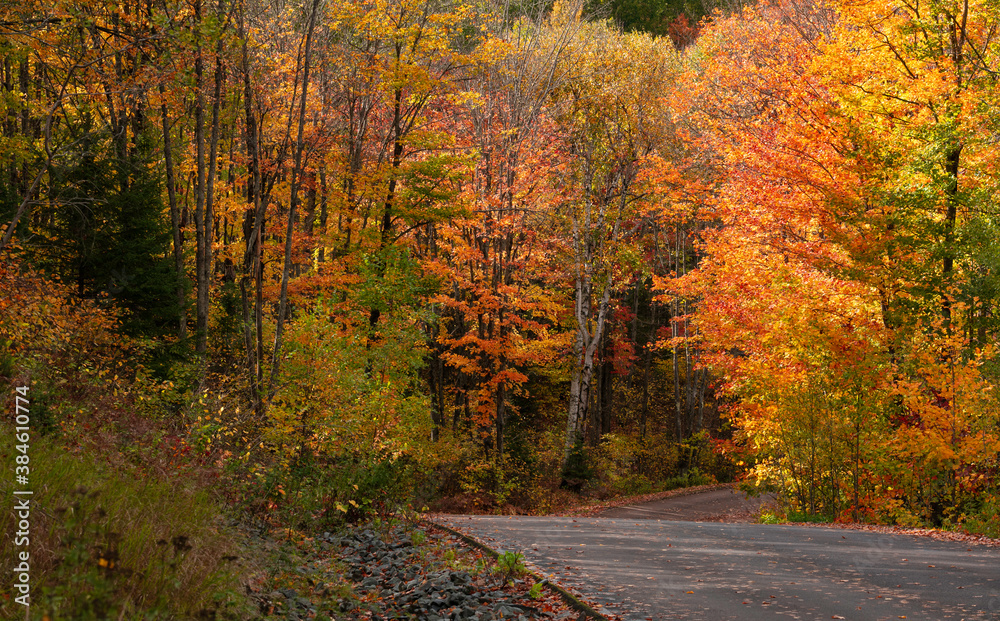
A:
[598,487,776,522]
[434,514,999,620]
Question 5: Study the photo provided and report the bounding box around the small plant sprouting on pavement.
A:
[496,550,527,585]
[410,529,427,546]
[528,581,544,599]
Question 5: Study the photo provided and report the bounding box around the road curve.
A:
[432,514,1000,620]
[597,486,776,522]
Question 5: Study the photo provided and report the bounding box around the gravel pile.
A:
[334,526,578,620]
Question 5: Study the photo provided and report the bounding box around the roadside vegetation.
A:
[4,0,1000,614]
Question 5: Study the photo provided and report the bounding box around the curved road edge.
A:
[424,518,612,620]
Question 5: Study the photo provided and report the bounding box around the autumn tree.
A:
[549,20,685,467]
[419,0,588,461]
[0,0,187,350]
[683,0,1000,521]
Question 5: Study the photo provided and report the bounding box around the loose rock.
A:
[339,525,558,620]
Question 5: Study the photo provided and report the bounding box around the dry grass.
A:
[0,430,251,620]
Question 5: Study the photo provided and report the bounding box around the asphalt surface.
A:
[598,487,777,522]
[434,501,1000,620]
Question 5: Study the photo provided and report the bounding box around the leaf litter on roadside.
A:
[248,520,620,620]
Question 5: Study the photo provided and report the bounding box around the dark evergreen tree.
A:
[104,129,183,341]
[585,0,707,39]
[28,118,184,350]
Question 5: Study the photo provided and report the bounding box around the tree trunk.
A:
[193,0,208,355]
[640,300,656,440]
[317,166,328,263]
[942,144,961,324]
[0,63,69,252]
[563,258,613,469]
[203,6,226,343]
[673,225,684,442]
[269,0,321,396]
[495,383,506,458]
[564,340,584,464]
[238,13,264,419]
[160,90,187,341]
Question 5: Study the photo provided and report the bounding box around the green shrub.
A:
[411,529,427,546]
[495,551,527,585]
[962,494,1000,538]
[560,439,594,493]
[611,474,655,496]
[661,467,715,491]
[238,451,424,530]
[680,430,737,482]
[458,453,540,510]
[592,432,680,495]
[786,510,834,524]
